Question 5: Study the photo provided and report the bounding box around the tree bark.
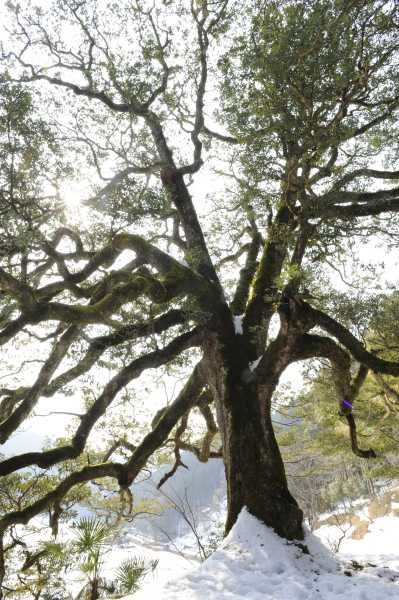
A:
[223,376,303,539]
[203,332,304,540]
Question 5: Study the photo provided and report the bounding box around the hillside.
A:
[12,456,397,598]
[122,507,399,600]
[81,455,398,600]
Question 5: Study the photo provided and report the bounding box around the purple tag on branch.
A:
[342,399,353,411]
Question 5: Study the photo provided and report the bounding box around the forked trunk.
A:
[223,383,303,539]
[204,335,303,540]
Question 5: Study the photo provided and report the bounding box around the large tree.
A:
[1,0,399,587]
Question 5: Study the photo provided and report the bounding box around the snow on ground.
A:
[316,514,399,556]
[121,509,399,600]
[131,452,226,542]
[233,315,243,334]
[314,501,399,587]
[101,532,196,593]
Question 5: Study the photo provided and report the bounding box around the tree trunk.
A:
[0,537,4,600]
[223,379,303,539]
[203,334,304,540]
[90,579,99,600]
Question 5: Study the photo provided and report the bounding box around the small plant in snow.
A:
[114,556,159,595]
[203,522,225,558]
[73,516,112,599]
[325,514,352,554]
[72,516,158,598]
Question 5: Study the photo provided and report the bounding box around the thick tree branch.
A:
[332,168,399,191]
[290,333,376,458]
[243,205,294,354]
[0,462,125,534]
[0,328,202,475]
[306,185,399,220]
[1,309,188,418]
[306,303,399,375]
[0,233,219,339]
[0,360,208,543]
[160,167,222,286]
[0,326,79,443]
[320,186,399,208]
[231,219,262,316]
[282,222,313,298]
[0,317,29,348]
[321,197,399,219]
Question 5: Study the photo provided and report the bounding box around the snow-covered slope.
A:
[109,459,399,599]
[130,452,226,542]
[124,509,399,600]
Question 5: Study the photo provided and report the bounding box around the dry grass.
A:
[368,494,392,520]
[350,520,369,540]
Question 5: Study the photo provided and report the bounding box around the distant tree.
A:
[1,2,399,593]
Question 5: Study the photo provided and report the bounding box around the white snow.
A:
[123,509,399,600]
[131,452,226,542]
[233,315,244,335]
[101,533,195,593]
[249,356,262,371]
[316,514,399,562]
